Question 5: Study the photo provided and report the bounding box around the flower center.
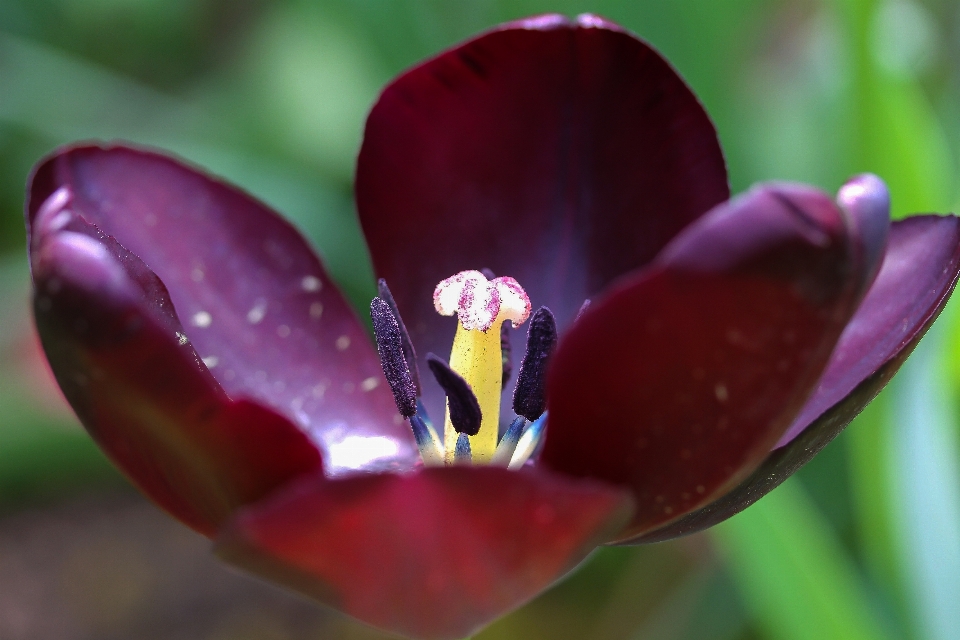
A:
[370,271,557,469]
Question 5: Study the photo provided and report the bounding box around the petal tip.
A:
[837,173,891,287]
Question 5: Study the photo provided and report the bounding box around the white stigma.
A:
[433,270,531,331]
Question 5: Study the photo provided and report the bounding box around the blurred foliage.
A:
[1,0,959,639]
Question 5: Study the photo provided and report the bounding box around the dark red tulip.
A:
[24,13,960,640]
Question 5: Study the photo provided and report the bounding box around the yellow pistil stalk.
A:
[444,318,505,464]
[433,270,531,465]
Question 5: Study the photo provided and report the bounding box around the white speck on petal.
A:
[336,335,351,351]
[277,324,291,338]
[191,311,212,328]
[714,383,729,402]
[312,382,327,399]
[360,377,379,392]
[247,299,267,324]
[301,275,322,292]
[190,268,204,283]
[175,331,189,345]
[309,302,324,320]
[202,356,219,368]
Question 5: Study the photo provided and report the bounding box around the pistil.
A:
[434,271,531,463]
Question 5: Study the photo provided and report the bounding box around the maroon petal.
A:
[630,214,960,543]
[540,182,865,540]
[28,144,417,473]
[356,14,728,418]
[29,201,322,535]
[216,466,632,640]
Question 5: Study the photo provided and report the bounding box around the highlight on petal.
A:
[541,182,866,540]
[631,214,960,543]
[216,466,632,640]
[28,143,418,474]
[837,173,891,298]
[357,14,728,419]
[29,202,322,535]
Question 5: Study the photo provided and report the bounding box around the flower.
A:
[24,13,960,640]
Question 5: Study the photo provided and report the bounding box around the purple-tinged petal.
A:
[541,183,863,540]
[837,173,890,298]
[216,466,632,640]
[629,215,960,543]
[28,144,417,473]
[29,205,322,535]
[356,14,728,418]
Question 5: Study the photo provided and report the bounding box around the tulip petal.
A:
[29,208,322,535]
[356,14,728,418]
[541,183,864,540]
[632,214,960,543]
[837,173,891,298]
[28,144,418,473]
[216,466,632,640]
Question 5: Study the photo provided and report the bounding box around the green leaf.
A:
[888,323,960,640]
[712,480,893,640]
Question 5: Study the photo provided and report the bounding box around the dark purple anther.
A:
[377,279,421,395]
[371,297,417,418]
[426,353,482,436]
[513,306,558,420]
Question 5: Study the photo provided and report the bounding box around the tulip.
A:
[24,13,960,640]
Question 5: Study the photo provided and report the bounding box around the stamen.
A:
[508,412,548,469]
[513,307,558,421]
[501,320,512,385]
[426,354,482,437]
[370,297,417,418]
[491,416,526,466]
[455,432,472,464]
[377,279,421,394]
[409,414,443,466]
